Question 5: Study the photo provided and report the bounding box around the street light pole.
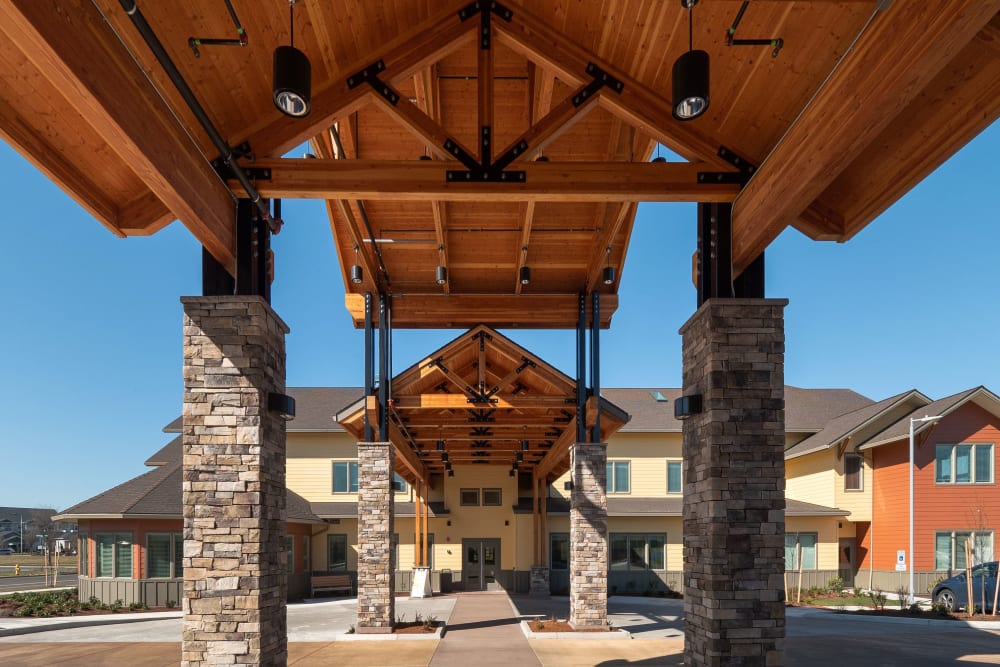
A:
[909,414,943,605]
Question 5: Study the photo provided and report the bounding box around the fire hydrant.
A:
[14,563,19,575]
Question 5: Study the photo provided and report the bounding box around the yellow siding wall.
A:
[787,516,840,570]
[833,451,872,522]
[785,451,836,508]
[312,519,359,570]
[551,432,683,499]
[287,432,413,503]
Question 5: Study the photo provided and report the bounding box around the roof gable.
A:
[859,386,1000,451]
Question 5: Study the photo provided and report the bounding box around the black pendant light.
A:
[602,245,616,285]
[273,1,311,117]
[672,0,709,121]
[350,245,363,284]
[436,246,447,285]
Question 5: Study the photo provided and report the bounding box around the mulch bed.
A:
[528,619,614,633]
[393,621,441,634]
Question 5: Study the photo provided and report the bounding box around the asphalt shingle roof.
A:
[859,386,999,450]
[163,387,363,433]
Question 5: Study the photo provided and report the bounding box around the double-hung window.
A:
[95,532,133,577]
[146,533,183,578]
[935,530,994,571]
[935,444,994,484]
[666,461,682,494]
[606,461,630,494]
[784,533,817,570]
[333,461,359,493]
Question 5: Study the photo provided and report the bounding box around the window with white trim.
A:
[935,530,994,571]
[844,454,863,491]
[666,460,682,494]
[332,461,359,493]
[784,533,817,570]
[935,444,993,484]
[606,461,630,494]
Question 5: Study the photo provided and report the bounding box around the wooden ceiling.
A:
[337,326,628,483]
[1,0,997,329]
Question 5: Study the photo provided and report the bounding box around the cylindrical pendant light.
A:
[273,2,311,117]
[672,0,709,121]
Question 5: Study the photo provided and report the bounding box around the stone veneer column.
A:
[181,296,289,667]
[356,442,395,632]
[680,298,787,667]
[568,442,608,628]
[529,565,550,597]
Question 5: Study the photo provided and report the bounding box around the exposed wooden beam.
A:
[233,159,739,203]
[535,419,577,480]
[117,191,175,236]
[585,202,635,291]
[495,6,728,168]
[731,0,1000,274]
[242,1,475,158]
[392,395,575,410]
[495,87,600,167]
[369,93,478,162]
[1,0,237,273]
[344,293,618,329]
[389,420,429,483]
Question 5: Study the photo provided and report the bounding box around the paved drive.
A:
[429,592,540,667]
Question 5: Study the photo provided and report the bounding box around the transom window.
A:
[609,533,665,571]
[784,533,817,570]
[606,461,630,494]
[935,444,993,484]
[844,454,863,491]
[146,533,183,578]
[332,461,359,493]
[667,460,682,494]
[935,530,994,571]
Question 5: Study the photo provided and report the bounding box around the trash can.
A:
[440,569,453,593]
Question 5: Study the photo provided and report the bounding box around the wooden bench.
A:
[311,574,353,597]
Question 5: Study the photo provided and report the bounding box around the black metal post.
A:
[576,293,586,444]
[234,198,256,297]
[201,247,234,296]
[364,292,374,442]
[734,251,765,299]
[696,202,735,307]
[378,294,390,442]
[590,290,601,444]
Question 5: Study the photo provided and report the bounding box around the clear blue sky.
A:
[0,122,997,510]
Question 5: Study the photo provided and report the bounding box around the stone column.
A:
[680,298,787,667]
[568,442,608,628]
[356,442,395,632]
[529,565,550,597]
[181,296,290,666]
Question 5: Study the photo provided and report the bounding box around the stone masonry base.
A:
[569,442,608,629]
[356,442,396,632]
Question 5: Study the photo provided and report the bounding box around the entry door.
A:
[462,539,500,591]
[838,538,856,584]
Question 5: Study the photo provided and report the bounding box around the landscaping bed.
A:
[527,618,615,633]
[0,590,175,617]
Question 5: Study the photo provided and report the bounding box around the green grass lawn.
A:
[0,554,77,577]
[805,595,873,607]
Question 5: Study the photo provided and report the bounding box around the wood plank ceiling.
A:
[0,0,997,328]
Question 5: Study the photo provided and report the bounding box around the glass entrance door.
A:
[462,538,500,591]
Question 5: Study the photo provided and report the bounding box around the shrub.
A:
[869,589,887,610]
[895,585,909,610]
[827,577,844,594]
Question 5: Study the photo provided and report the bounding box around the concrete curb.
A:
[788,606,1000,629]
[335,624,444,641]
[519,620,631,640]
[0,611,181,637]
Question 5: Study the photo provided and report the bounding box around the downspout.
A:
[114,0,275,231]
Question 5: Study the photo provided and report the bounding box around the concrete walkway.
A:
[429,592,540,666]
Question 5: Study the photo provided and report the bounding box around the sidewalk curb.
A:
[0,612,181,637]
[788,606,1000,629]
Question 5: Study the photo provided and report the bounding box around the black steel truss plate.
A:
[697,171,746,185]
[458,0,513,22]
[447,169,526,183]
[716,145,757,176]
[346,59,386,89]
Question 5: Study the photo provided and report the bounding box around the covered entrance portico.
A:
[2,0,996,664]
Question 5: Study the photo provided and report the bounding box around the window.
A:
[303,535,311,574]
[785,533,817,570]
[606,461,630,494]
[333,461,359,493]
[79,534,88,577]
[328,534,348,570]
[609,533,665,571]
[146,533,183,578]
[935,530,994,571]
[393,473,408,493]
[550,533,569,570]
[95,532,133,578]
[667,461,682,494]
[935,444,993,484]
[286,535,294,574]
[482,488,502,506]
[844,454,863,491]
[460,488,480,506]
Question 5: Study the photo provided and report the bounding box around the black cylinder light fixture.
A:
[603,245,616,285]
[672,0,709,121]
[273,1,311,118]
[350,245,363,284]
[519,266,531,285]
[436,246,447,285]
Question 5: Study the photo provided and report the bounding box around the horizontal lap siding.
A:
[786,451,836,508]
[873,403,1000,571]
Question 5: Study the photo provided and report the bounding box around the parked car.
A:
[0,548,13,555]
[932,562,998,612]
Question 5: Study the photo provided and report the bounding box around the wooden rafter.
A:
[731,0,1000,274]
[243,1,475,158]
[232,159,739,202]
[1,0,236,272]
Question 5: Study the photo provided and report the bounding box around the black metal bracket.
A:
[211,141,253,177]
[573,63,624,107]
[458,0,513,23]
[698,145,758,187]
[346,59,400,106]
[244,166,272,181]
[725,1,783,58]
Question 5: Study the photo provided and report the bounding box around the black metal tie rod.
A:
[117,0,275,231]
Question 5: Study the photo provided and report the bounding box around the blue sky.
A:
[0,121,997,510]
